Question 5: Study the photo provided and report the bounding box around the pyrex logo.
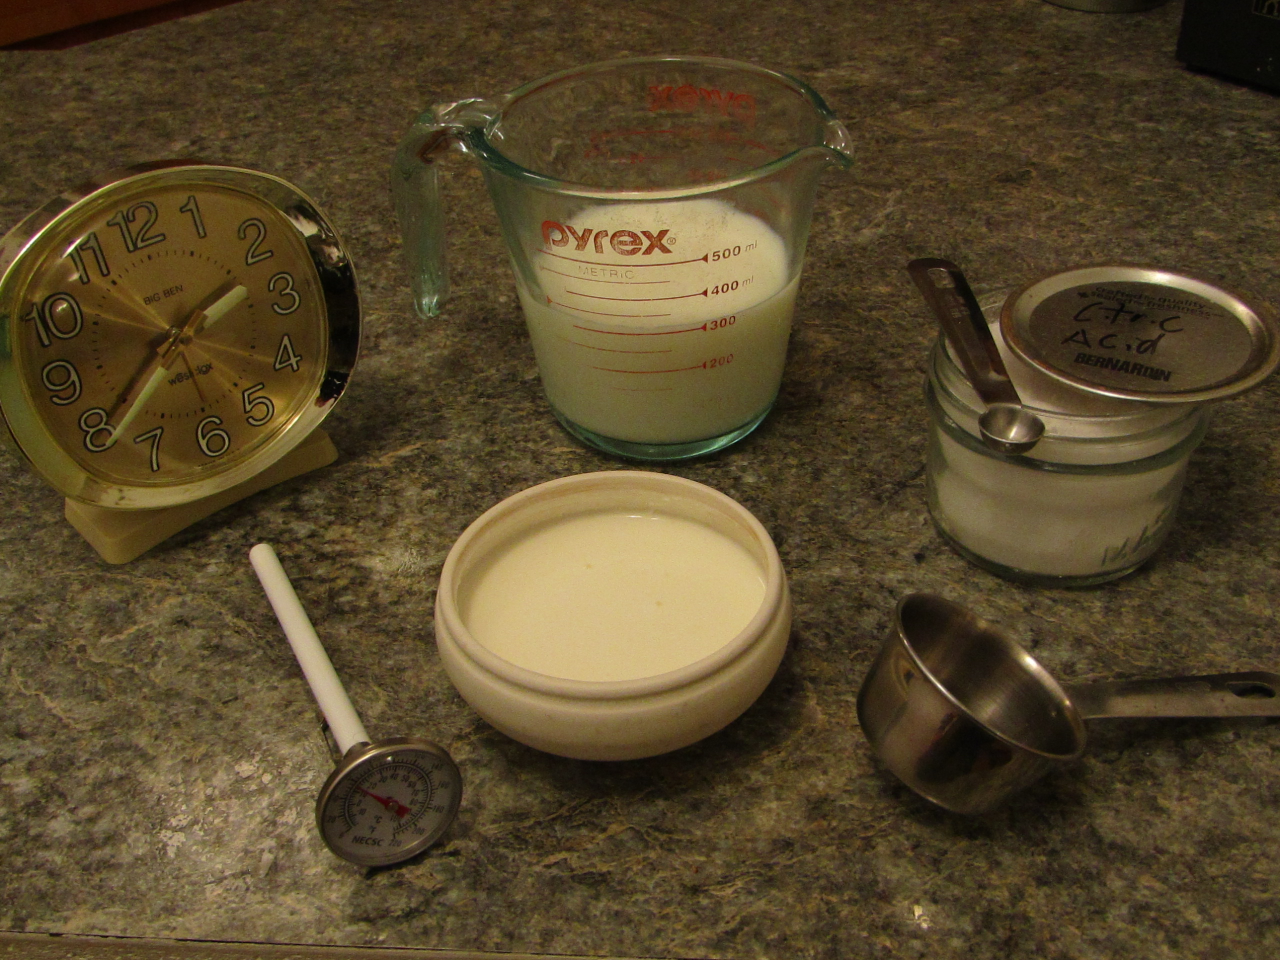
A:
[647,85,757,124]
[542,221,673,257]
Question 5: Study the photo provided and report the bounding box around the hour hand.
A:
[187,283,247,336]
[107,284,248,440]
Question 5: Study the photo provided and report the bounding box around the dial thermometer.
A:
[249,543,462,867]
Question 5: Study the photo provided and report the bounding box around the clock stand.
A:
[64,428,337,564]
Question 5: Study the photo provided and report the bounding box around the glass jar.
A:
[924,326,1210,588]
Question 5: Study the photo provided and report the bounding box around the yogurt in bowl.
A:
[434,471,791,760]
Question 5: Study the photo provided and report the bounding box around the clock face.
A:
[0,163,359,509]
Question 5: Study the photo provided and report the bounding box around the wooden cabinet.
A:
[2,1,192,47]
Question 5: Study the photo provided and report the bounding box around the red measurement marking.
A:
[547,296,670,319]
[544,250,709,267]
[560,337,672,355]
[572,321,707,337]
[565,288,708,302]
[591,363,710,374]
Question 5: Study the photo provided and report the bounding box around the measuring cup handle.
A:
[1065,671,1280,721]
[391,98,498,318]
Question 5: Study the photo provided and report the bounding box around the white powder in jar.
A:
[924,299,1208,584]
[926,422,1198,579]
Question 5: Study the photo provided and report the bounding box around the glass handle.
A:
[391,98,496,318]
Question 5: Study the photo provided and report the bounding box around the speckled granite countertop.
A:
[1,1,1278,958]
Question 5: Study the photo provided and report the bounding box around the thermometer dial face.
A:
[316,739,463,867]
[0,161,360,509]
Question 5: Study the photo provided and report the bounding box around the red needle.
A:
[357,787,410,818]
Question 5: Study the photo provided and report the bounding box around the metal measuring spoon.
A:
[908,258,1046,455]
[856,593,1280,815]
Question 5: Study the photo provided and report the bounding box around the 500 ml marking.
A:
[711,242,755,261]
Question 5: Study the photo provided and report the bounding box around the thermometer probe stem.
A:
[250,542,370,753]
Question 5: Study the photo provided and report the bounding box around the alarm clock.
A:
[0,160,361,562]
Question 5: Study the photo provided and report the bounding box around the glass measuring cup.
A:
[392,56,854,460]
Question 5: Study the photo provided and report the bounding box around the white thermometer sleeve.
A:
[249,543,370,754]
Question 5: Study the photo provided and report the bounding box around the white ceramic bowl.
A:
[434,471,791,760]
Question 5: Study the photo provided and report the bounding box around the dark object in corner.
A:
[1177,0,1280,93]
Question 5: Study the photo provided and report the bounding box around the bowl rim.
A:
[436,470,786,700]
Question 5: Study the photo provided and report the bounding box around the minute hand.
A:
[108,284,248,441]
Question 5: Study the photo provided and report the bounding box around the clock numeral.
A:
[134,426,164,473]
[67,232,110,284]
[268,271,301,315]
[242,383,275,426]
[106,201,166,253]
[274,334,302,372]
[23,293,84,348]
[78,408,117,452]
[41,360,82,406]
[179,195,207,239]
[197,416,231,458]
[238,218,274,265]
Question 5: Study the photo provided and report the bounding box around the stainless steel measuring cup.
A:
[392,56,854,461]
[856,593,1280,814]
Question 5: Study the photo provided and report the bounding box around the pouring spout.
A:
[822,117,855,169]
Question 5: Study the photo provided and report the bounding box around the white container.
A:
[434,471,790,760]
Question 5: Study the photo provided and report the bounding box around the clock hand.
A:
[110,363,171,440]
[107,284,248,440]
[167,282,247,409]
[179,352,209,405]
[188,283,247,336]
[170,283,245,407]
[105,327,182,440]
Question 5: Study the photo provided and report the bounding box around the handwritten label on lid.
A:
[1002,267,1279,403]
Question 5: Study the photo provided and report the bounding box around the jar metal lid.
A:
[999,265,1279,403]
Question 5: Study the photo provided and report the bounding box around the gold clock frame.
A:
[0,160,361,561]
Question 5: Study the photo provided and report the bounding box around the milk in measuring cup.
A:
[516,199,795,445]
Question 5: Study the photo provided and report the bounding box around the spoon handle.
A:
[1065,672,1280,720]
[907,257,1019,407]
